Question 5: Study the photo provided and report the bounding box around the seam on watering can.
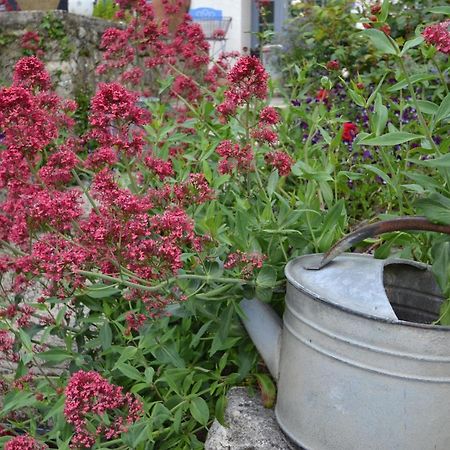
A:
[285,304,450,363]
[283,320,450,383]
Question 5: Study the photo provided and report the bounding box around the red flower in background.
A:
[423,20,450,54]
[326,60,340,70]
[342,122,358,142]
[316,89,329,102]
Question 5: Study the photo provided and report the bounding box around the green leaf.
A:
[373,94,388,136]
[113,346,138,368]
[37,348,73,363]
[43,394,65,421]
[415,153,450,169]
[122,421,150,447]
[428,6,450,15]
[362,29,398,55]
[256,266,277,288]
[214,395,227,426]
[255,373,277,408]
[400,36,424,55]
[415,100,439,115]
[189,397,210,426]
[18,328,32,352]
[348,88,366,107]
[267,170,279,198]
[387,73,437,92]
[362,164,392,186]
[434,93,450,125]
[366,73,387,108]
[416,193,450,225]
[116,362,144,381]
[2,391,36,414]
[379,0,390,22]
[145,367,155,383]
[360,132,422,146]
[99,323,112,351]
[84,283,121,299]
[218,303,234,342]
[432,241,450,296]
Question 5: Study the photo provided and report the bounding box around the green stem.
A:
[76,270,256,292]
[71,169,101,216]
[397,57,439,154]
[431,55,449,95]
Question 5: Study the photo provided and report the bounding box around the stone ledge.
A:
[205,387,301,450]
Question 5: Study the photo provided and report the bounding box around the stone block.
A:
[205,387,300,450]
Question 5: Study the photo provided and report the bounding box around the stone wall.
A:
[0,11,119,97]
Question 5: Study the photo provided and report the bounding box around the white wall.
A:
[69,0,94,16]
[190,0,252,54]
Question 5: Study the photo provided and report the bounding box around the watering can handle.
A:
[307,216,450,270]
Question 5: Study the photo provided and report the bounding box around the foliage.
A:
[93,0,119,21]
[0,0,449,448]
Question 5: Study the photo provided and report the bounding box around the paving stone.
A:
[205,387,300,450]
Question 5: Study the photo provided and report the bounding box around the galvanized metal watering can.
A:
[241,217,450,450]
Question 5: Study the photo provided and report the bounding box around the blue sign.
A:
[189,7,222,20]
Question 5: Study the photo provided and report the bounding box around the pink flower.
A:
[125,312,147,334]
[64,370,143,448]
[217,56,269,118]
[225,250,267,278]
[265,151,294,176]
[216,140,254,174]
[259,106,280,125]
[252,126,279,144]
[13,56,51,91]
[145,155,174,180]
[5,435,45,450]
[423,21,450,54]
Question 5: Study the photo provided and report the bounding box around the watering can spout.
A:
[240,298,282,380]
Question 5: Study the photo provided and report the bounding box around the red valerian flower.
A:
[316,89,329,102]
[423,20,450,54]
[64,370,143,448]
[342,122,359,142]
[20,31,43,57]
[224,250,267,278]
[326,60,340,70]
[216,140,254,174]
[5,435,46,450]
[265,151,294,176]
[259,106,280,125]
[217,56,269,117]
[13,56,51,92]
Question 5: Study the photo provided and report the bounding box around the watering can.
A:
[241,217,450,450]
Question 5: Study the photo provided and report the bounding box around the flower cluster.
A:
[20,31,44,58]
[265,151,294,176]
[97,0,210,104]
[217,56,269,117]
[423,21,450,54]
[5,435,46,450]
[224,251,267,278]
[64,370,143,448]
[216,140,254,174]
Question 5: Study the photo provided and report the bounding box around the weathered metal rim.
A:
[285,253,450,332]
